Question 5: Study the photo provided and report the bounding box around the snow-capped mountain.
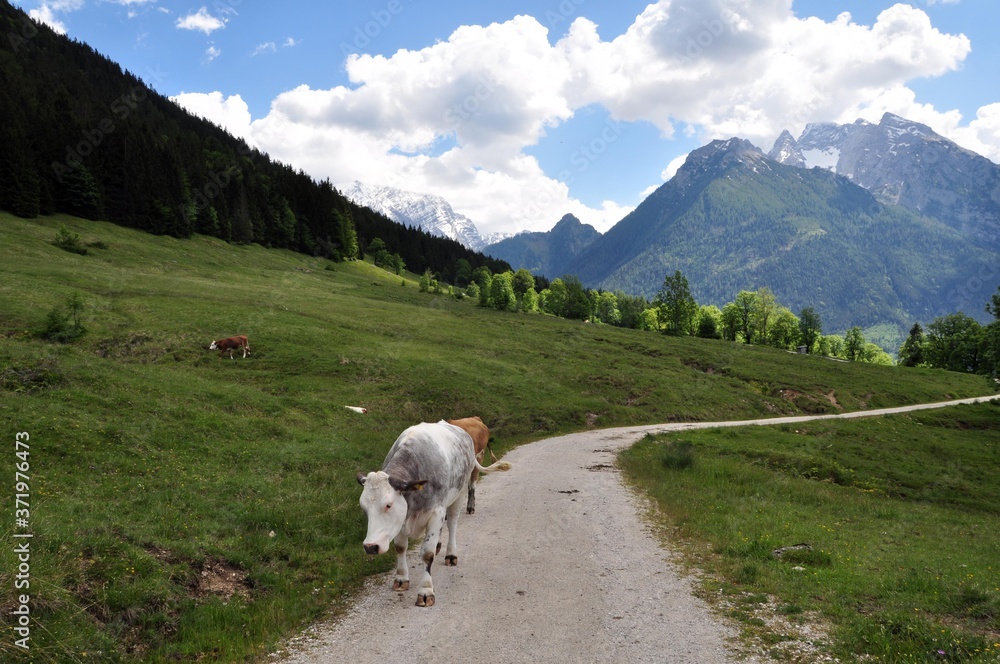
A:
[338,181,505,251]
[769,113,1000,245]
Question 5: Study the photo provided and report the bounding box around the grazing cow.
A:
[447,416,497,514]
[357,421,511,607]
[209,335,249,359]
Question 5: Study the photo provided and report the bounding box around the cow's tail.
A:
[475,458,511,475]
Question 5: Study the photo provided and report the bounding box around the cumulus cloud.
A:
[26,0,85,34]
[171,91,252,141]
[176,7,226,34]
[173,0,995,236]
[28,4,67,33]
[561,2,971,148]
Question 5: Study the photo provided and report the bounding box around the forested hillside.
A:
[0,3,507,280]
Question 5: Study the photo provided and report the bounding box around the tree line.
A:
[417,262,1000,379]
[898,290,1000,380]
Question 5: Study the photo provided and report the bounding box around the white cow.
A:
[357,421,511,607]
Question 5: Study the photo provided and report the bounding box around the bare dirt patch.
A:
[193,559,252,602]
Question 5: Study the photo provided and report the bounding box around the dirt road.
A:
[277,395,997,664]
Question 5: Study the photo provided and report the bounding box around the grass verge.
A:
[620,401,1000,662]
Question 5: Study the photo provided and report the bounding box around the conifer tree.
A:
[898,323,925,367]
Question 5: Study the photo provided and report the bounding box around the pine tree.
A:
[898,323,925,367]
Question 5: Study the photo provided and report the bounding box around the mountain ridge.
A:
[339,181,507,251]
[769,112,1000,246]
[482,213,601,278]
[563,136,998,333]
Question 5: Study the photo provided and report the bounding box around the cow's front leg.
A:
[416,508,445,607]
[391,528,409,592]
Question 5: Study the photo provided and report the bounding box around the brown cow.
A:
[209,335,250,359]
[446,416,497,514]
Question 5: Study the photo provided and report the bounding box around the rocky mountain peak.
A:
[772,114,1000,246]
[551,213,583,230]
[670,138,767,192]
[768,129,804,167]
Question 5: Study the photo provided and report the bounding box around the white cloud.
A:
[202,44,221,63]
[559,2,971,149]
[171,91,253,142]
[660,153,689,182]
[957,103,1000,162]
[29,4,67,33]
[104,0,158,19]
[173,1,997,236]
[176,7,226,34]
[283,37,299,48]
[26,0,84,34]
[252,42,276,56]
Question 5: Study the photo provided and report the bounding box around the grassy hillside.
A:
[0,212,993,662]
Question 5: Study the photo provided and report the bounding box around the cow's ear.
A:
[388,476,425,492]
[356,472,367,486]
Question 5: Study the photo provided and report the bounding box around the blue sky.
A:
[14,0,1000,237]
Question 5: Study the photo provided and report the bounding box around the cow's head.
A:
[357,471,425,555]
[208,340,218,350]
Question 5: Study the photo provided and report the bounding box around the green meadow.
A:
[0,212,995,662]
[621,404,1000,662]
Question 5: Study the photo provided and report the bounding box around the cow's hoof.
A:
[466,506,475,515]
[392,580,409,592]
[416,594,435,607]
[445,555,458,566]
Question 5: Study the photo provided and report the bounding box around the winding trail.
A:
[277,395,998,664]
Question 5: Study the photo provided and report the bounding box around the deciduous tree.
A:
[655,271,697,336]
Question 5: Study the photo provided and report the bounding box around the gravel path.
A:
[276,395,998,664]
